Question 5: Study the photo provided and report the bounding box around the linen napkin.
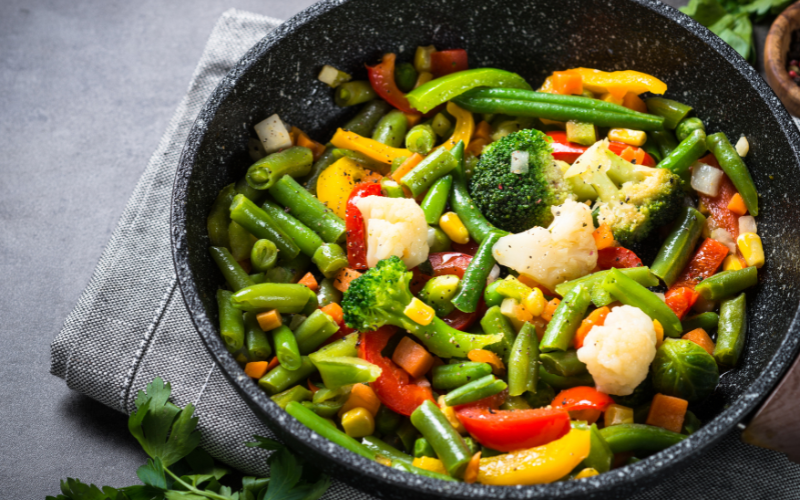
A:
[51,8,800,499]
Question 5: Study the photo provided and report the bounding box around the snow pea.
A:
[406,68,532,113]
[317,277,342,307]
[420,174,453,225]
[372,110,408,148]
[271,325,302,371]
[656,129,707,176]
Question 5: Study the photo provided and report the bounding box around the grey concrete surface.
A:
[0,0,773,498]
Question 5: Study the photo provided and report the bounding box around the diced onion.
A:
[486,264,501,286]
[739,215,757,235]
[691,162,724,196]
[510,150,530,174]
[500,297,519,318]
[711,228,736,255]
[254,113,293,154]
[702,216,718,239]
[735,136,749,157]
[317,65,343,86]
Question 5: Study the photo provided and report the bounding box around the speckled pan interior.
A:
[171,0,800,497]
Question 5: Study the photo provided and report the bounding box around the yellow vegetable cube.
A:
[607,128,647,147]
[412,456,448,475]
[341,407,375,438]
[652,319,664,348]
[439,212,470,244]
[723,254,744,272]
[604,404,634,427]
[737,233,765,268]
[404,297,435,326]
[523,288,547,317]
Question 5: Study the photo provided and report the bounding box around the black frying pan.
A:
[171,0,800,497]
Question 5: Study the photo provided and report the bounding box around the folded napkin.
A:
[51,8,800,499]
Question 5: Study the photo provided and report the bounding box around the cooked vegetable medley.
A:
[208,45,763,485]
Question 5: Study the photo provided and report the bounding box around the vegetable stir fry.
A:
[208,45,763,485]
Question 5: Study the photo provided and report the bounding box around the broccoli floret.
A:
[468,129,571,233]
[569,140,682,244]
[342,256,501,358]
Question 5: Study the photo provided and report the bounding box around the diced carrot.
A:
[474,120,492,140]
[541,298,561,322]
[333,267,362,293]
[362,170,384,184]
[405,113,422,127]
[256,309,282,331]
[622,92,648,113]
[727,192,748,216]
[574,306,610,349]
[646,393,688,433]
[298,272,319,292]
[391,153,424,182]
[682,327,716,356]
[391,336,435,378]
[466,137,489,156]
[266,356,280,372]
[295,128,327,162]
[339,383,381,417]
[320,302,344,325]
[467,349,506,376]
[592,224,615,250]
[619,146,636,163]
[463,452,482,484]
[237,259,252,274]
[552,71,583,95]
[244,361,269,379]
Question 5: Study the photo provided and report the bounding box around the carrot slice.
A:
[298,272,319,292]
[320,302,344,325]
[391,337,435,379]
[474,120,492,140]
[682,328,715,356]
[463,452,482,484]
[541,298,561,322]
[333,267,362,293]
[574,307,610,349]
[592,224,615,250]
[391,153,424,182]
[244,361,269,379]
[646,393,688,433]
[467,349,506,376]
[266,356,280,372]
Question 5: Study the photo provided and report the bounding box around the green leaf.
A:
[241,477,270,500]
[245,436,284,451]
[136,458,168,490]
[261,448,302,500]
[163,492,207,500]
[680,0,729,25]
[47,478,115,500]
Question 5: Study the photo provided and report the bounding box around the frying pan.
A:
[170,0,800,497]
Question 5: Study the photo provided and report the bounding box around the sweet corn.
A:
[439,212,470,244]
[604,404,634,427]
[523,288,547,317]
[573,468,599,480]
[607,128,647,147]
[256,309,282,331]
[341,407,375,438]
[412,456,448,475]
[438,395,467,434]
[404,297,436,326]
[653,319,664,348]
[737,233,765,268]
[723,254,744,272]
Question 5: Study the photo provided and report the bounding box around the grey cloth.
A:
[50,8,800,499]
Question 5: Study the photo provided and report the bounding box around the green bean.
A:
[641,134,663,163]
[311,243,348,279]
[280,252,312,283]
[332,147,390,175]
[269,175,346,243]
[317,278,342,307]
[540,285,591,352]
[443,374,507,406]
[480,305,516,363]
[461,88,645,115]
[414,437,437,458]
[452,232,505,314]
[405,124,437,155]
[696,267,758,301]
[343,100,391,136]
[263,266,294,284]
[495,277,531,302]
[706,132,759,216]
[302,400,343,418]
[578,424,613,473]
[501,395,532,410]
[420,175,453,225]
[230,283,312,314]
[335,81,377,107]
[432,362,493,390]
[400,147,458,198]
[428,226,452,252]
[555,266,658,299]
[236,176,267,204]
[410,400,472,478]
[390,461,457,481]
[209,246,255,291]
[229,194,300,259]
[302,291,319,316]
[261,200,324,257]
[250,239,278,272]
[259,357,317,395]
[380,177,405,198]
[395,62,418,93]
[216,289,245,353]
[681,312,719,333]
[375,406,404,436]
[372,110,408,148]
[249,272,266,284]
[602,269,682,338]
[271,325,302,370]
[271,385,312,409]
[599,423,686,454]
[524,379,556,407]
[449,142,496,243]
[244,311,272,361]
[431,113,452,137]
[656,129,707,176]
[228,221,256,262]
[538,368,594,390]
[362,436,413,464]
[675,117,705,142]
[714,293,747,367]
[540,350,587,378]
[483,280,504,308]
[650,129,680,158]
[285,401,376,459]
[295,309,340,355]
[303,146,336,195]
[245,147,313,190]
[650,207,706,286]
[646,97,692,130]
[207,184,235,248]
[508,322,539,397]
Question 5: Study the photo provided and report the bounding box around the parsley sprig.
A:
[47,378,331,500]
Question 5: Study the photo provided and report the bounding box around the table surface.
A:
[0,0,773,498]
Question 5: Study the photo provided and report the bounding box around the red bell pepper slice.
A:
[545,131,588,164]
[455,405,571,452]
[359,326,434,416]
[606,141,656,167]
[665,238,729,318]
[367,53,419,115]
[551,387,614,412]
[596,247,644,270]
[664,287,699,320]
[697,154,739,241]
[345,182,383,270]
[430,49,469,78]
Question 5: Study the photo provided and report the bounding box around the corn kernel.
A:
[573,468,599,480]
[607,128,647,147]
[404,297,436,326]
[723,254,744,272]
[439,211,470,244]
[737,233,765,268]
[604,404,634,427]
[341,407,375,438]
[653,319,664,348]
[438,395,467,434]
[523,288,547,317]
[412,456,448,475]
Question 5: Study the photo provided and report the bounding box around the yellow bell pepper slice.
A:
[316,157,382,219]
[565,68,667,98]
[330,128,411,165]
[440,102,475,151]
[477,428,591,486]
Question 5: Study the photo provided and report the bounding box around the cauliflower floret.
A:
[356,196,429,269]
[491,199,597,290]
[577,305,657,396]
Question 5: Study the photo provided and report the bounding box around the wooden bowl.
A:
[765,0,800,116]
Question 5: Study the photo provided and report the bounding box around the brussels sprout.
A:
[651,339,720,402]
[523,379,555,408]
